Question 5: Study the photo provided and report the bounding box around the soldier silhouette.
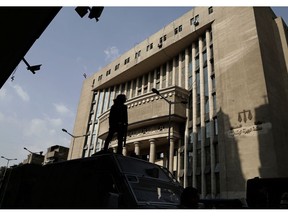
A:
[104,94,128,154]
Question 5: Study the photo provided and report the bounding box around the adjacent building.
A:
[69,7,288,200]
[43,145,69,165]
[23,153,44,165]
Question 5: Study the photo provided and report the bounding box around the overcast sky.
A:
[0,5,287,167]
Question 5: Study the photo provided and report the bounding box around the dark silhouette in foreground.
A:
[104,94,128,155]
[180,186,200,209]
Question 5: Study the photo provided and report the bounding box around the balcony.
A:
[97,86,189,140]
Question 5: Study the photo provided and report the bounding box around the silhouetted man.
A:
[104,94,128,154]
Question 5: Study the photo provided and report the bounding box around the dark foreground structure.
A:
[0,153,183,209]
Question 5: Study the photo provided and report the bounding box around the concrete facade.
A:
[69,7,288,200]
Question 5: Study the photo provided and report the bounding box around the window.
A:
[195,15,199,23]
[190,17,194,25]
[137,77,142,95]
[135,50,141,59]
[124,57,130,65]
[191,15,199,26]
[174,25,182,35]
[106,69,111,76]
[115,63,120,71]
[98,74,102,81]
[159,35,167,43]
[131,79,136,98]
[156,68,160,89]
[146,43,153,51]
[143,73,148,94]
[208,7,213,14]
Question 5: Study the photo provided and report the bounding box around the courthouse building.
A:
[69,7,288,199]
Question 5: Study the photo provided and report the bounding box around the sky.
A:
[0,5,288,167]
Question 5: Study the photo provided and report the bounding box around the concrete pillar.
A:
[134,141,140,155]
[169,137,174,173]
[192,42,197,188]
[172,58,176,86]
[163,152,168,169]
[148,71,151,92]
[149,139,156,163]
[206,28,216,198]
[113,147,117,153]
[177,140,181,182]
[123,146,127,156]
[160,65,163,89]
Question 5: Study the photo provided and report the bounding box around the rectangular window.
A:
[168,60,173,86]
[143,73,148,94]
[190,18,194,25]
[131,79,136,98]
[195,56,199,71]
[188,90,192,121]
[204,66,208,96]
[98,74,102,81]
[213,93,217,114]
[191,15,199,26]
[96,90,104,118]
[208,6,213,14]
[174,28,178,35]
[135,50,141,59]
[159,35,167,43]
[102,88,109,112]
[121,83,126,94]
[214,118,218,135]
[149,71,154,88]
[156,68,160,89]
[162,65,166,88]
[124,57,130,65]
[115,63,120,71]
[137,77,142,95]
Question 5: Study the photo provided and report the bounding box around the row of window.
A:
[97,7,214,82]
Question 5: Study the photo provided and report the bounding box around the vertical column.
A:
[178,54,181,87]
[159,65,163,89]
[149,139,156,163]
[123,146,127,156]
[172,58,176,86]
[147,71,151,92]
[135,77,139,97]
[123,82,128,96]
[185,48,189,90]
[184,107,189,188]
[192,43,197,188]
[164,63,168,88]
[141,75,144,95]
[177,140,181,182]
[206,29,216,198]
[153,69,157,88]
[199,36,206,197]
[163,152,168,169]
[134,141,140,155]
[169,137,174,173]
[129,81,133,99]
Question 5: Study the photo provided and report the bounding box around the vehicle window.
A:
[117,156,170,181]
[127,176,181,205]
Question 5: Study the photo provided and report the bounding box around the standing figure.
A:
[104,94,128,154]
